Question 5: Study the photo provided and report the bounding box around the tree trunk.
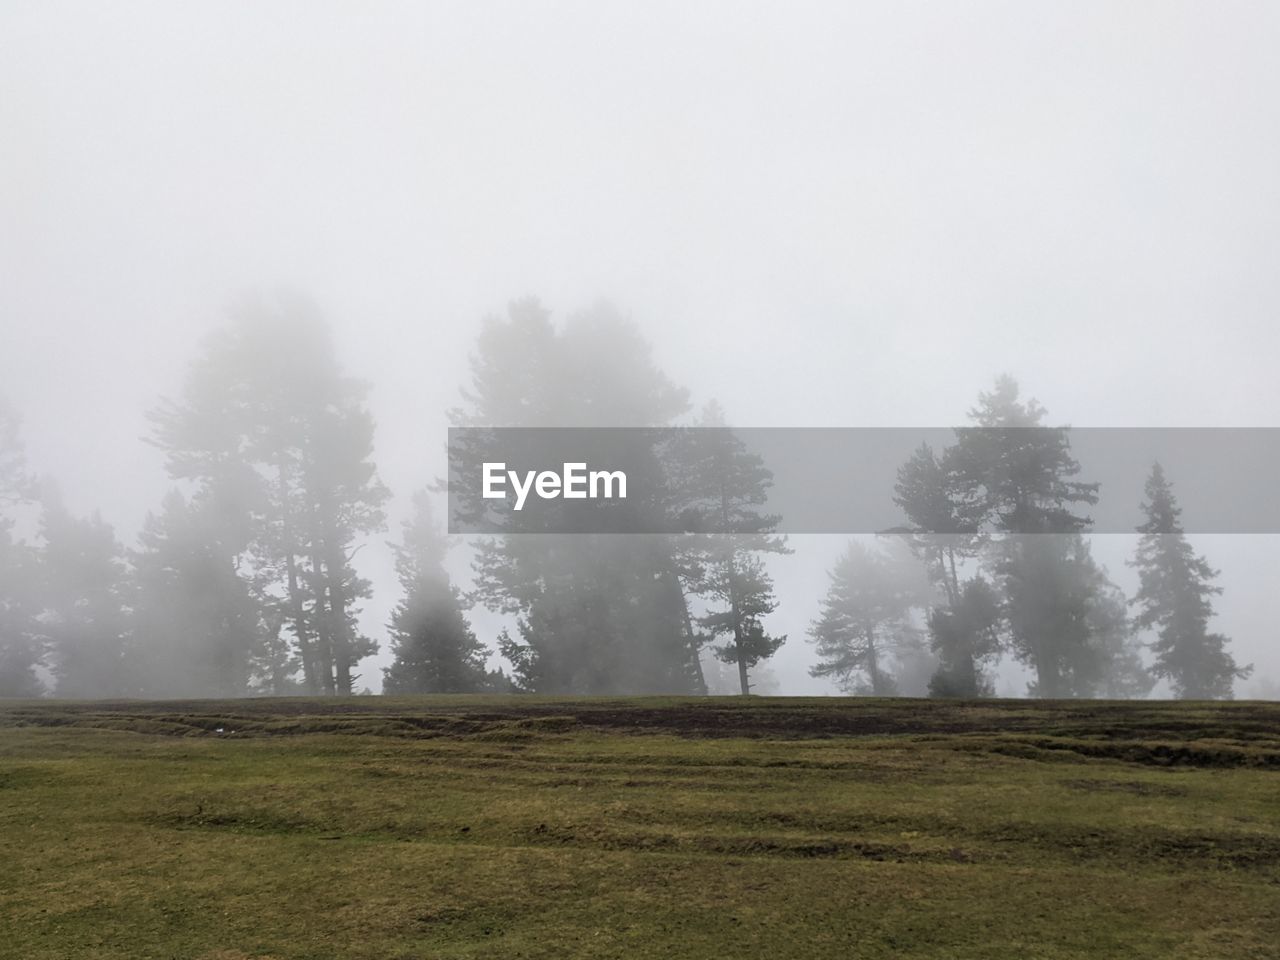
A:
[670,567,707,695]
[327,542,353,696]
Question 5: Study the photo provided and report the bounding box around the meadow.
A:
[1,696,1278,959]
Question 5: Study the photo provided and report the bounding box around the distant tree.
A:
[151,294,388,695]
[453,299,701,694]
[1088,575,1154,699]
[1130,463,1249,698]
[132,491,262,697]
[697,553,786,695]
[956,377,1104,697]
[808,540,927,695]
[893,442,994,697]
[383,493,490,694]
[39,492,133,698]
[667,402,789,695]
[0,400,43,697]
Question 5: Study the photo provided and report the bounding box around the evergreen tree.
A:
[39,492,133,698]
[956,377,1104,697]
[132,491,262,697]
[452,299,701,694]
[150,294,388,694]
[808,540,927,695]
[1089,575,1155,699]
[383,493,490,694]
[893,442,994,696]
[0,399,43,697]
[697,553,786,695]
[1130,463,1249,698]
[666,402,789,694]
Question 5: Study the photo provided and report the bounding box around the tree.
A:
[150,294,388,695]
[0,399,43,697]
[132,491,262,697]
[1130,463,1249,698]
[893,442,994,697]
[453,299,702,694]
[697,553,786,694]
[39,492,133,698]
[383,493,490,694]
[666,402,789,694]
[955,377,1104,697]
[808,540,927,695]
[1088,575,1155,699]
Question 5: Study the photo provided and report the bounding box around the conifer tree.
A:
[150,294,388,694]
[667,402,789,695]
[893,442,994,696]
[0,400,43,697]
[39,492,133,698]
[955,377,1103,697]
[132,491,262,697]
[1130,463,1249,698]
[383,493,490,694]
[452,299,701,694]
[808,540,926,695]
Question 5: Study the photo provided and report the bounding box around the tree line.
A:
[810,376,1249,699]
[0,296,1252,699]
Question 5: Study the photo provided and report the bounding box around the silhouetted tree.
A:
[666,402,789,694]
[697,553,786,694]
[453,299,701,694]
[893,442,994,696]
[956,377,1105,697]
[1130,463,1249,698]
[383,493,490,693]
[151,294,388,695]
[809,540,926,695]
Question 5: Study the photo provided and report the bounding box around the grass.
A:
[1,696,1278,959]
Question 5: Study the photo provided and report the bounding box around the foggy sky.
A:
[3,2,1278,695]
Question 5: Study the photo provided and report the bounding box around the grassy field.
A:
[1,696,1278,959]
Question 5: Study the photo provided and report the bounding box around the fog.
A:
[2,2,1278,697]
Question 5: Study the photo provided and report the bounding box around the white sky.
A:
[2,2,1277,695]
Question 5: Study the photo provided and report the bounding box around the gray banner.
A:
[447,427,1280,534]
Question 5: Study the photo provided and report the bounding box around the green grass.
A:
[2,697,1278,959]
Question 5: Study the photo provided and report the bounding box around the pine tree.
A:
[808,540,926,695]
[39,493,133,698]
[452,299,701,694]
[955,377,1104,697]
[666,402,789,695]
[0,399,43,697]
[1130,463,1249,698]
[383,493,490,694]
[697,553,786,695]
[893,442,994,696]
[132,491,262,697]
[150,294,388,694]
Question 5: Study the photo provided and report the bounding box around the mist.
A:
[3,2,1278,699]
